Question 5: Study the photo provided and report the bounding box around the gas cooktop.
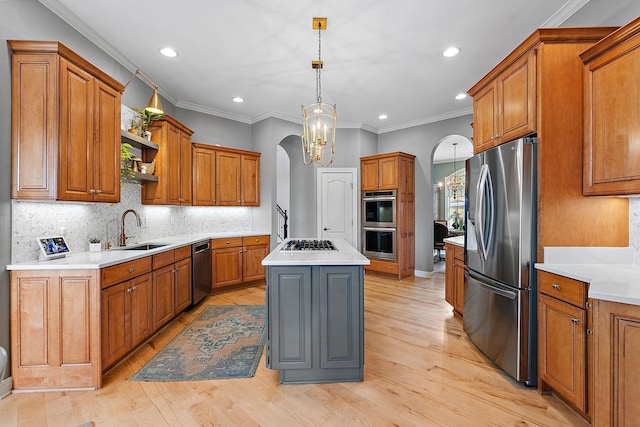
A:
[281,239,337,251]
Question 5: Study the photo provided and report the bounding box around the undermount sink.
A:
[116,243,170,251]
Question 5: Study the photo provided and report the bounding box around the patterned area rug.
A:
[130,305,266,381]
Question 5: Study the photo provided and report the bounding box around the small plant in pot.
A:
[133,108,164,140]
[89,237,101,252]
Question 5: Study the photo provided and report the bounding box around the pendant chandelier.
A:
[447,142,464,200]
[301,17,337,166]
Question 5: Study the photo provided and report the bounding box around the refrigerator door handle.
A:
[467,269,517,300]
[475,164,495,261]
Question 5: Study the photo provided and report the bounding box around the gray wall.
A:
[378,115,474,273]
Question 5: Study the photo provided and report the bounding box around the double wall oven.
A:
[362,190,396,260]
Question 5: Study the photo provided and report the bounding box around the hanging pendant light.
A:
[301,17,337,166]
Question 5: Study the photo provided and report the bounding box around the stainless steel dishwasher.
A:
[191,240,212,305]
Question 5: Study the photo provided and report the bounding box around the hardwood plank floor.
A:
[0,263,587,426]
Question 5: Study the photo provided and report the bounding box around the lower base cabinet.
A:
[212,235,269,292]
[266,265,364,384]
[444,243,464,317]
[592,299,640,426]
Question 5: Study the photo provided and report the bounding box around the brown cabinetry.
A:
[592,298,640,426]
[10,269,101,391]
[152,245,192,329]
[471,52,536,153]
[538,271,590,416]
[581,17,640,196]
[211,235,269,292]
[444,242,464,317]
[143,116,194,205]
[9,40,123,202]
[192,143,261,206]
[469,27,628,263]
[360,152,415,279]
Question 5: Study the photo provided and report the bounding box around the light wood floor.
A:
[0,263,588,427]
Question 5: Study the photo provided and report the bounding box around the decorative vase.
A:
[89,242,101,252]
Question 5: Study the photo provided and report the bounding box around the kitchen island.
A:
[262,239,369,384]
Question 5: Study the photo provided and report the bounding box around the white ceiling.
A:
[38,0,638,162]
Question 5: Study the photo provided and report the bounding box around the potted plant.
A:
[89,237,101,252]
[133,108,164,140]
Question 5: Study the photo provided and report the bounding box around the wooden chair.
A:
[434,222,449,261]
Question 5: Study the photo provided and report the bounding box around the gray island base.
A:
[262,239,369,384]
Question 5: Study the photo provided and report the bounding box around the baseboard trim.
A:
[0,376,12,399]
[415,270,433,278]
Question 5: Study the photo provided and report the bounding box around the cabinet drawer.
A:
[174,245,191,261]
[538,271,587,307]
[366,258,399,275]
[101,257,152,289]
[454,245,464,261]
[243,235,270,246]
[153,250,176,269]
[211,237,243,249]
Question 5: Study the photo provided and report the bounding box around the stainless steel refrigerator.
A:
[463,137,537,386]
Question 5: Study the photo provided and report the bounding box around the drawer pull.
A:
[126,287,132,293]
[226,240,230,244]
[587,329,593,335]
[255,238,259,242]
[129,268,135,273]
[552,284,560,290]
[571,318,579,324]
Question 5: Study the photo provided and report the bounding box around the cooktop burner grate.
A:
[281,239,337,251]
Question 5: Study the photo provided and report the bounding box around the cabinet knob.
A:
[126,287,132,293]
[226,240,230,244]
[89,189,96,194]
[95,189,102,194]
[587,329,593,335]
[552,284,560,290]
[132,285,138,291]
[255,238,259,242]
[571,318,579,324]
[129,268,135,273]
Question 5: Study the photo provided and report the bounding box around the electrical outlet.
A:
[57,220,67,235]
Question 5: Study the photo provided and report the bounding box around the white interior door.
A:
[317,168,357,246]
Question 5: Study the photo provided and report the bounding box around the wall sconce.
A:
[122,69,164,115]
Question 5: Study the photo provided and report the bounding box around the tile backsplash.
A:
[11,183,252,263]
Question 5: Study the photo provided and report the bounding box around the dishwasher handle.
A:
[194,242,210,254]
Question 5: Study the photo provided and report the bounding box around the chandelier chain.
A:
[316,21,322,104]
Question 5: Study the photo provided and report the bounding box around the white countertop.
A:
[7,231,270,270]
[535,246,640,305]
[443,235,464,247]
[262,238,370,266]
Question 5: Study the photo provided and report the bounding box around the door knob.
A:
[323,227,330,231]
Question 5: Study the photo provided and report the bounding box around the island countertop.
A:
[262,238,370,266]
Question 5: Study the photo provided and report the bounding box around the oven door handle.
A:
[363,227,396,232]
[363,197,396,202]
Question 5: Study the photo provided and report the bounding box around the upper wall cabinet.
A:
[581,17,640,196]
[9,40,124,202]
[142,116,194,205]
[361,153,404,191]
[192,143,261,207]
[470,51,536,152]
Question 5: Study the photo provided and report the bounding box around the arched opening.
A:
[431,135,473,263]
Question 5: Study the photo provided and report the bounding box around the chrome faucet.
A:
[120,209,142,246]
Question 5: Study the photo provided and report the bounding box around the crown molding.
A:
[377,107,473,134]
[541,0,590,27]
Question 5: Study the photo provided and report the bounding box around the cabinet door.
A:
[11,53,58,199]
[497,51,536,143]
[129,273,153,348]
[216,151,241,205]
[152,264,175,329]
[192,146,216,206]
[444,244,455,307]
[453,258,465,316]
[101,281,130,369]
[92,79,120,203]
[178,130,192,205]
[583,35,640,195]
[378,157,399,189]
[361,159,379,191]
[212,246,243,288]
[539,294,586,412]
[318,266,363,369]
[174,257,192,312]
[241,154,260,206]
[165,124,182,205]
[58,57,94,201]
[267,266,312,369]
[243,244,268,282]
[472,81,498,153]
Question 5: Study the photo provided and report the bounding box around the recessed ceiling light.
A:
[443,47,461,57]
[159,47,178,58]
[232,96,244,103]
[378,114,388,120]
[455,93,468,100]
